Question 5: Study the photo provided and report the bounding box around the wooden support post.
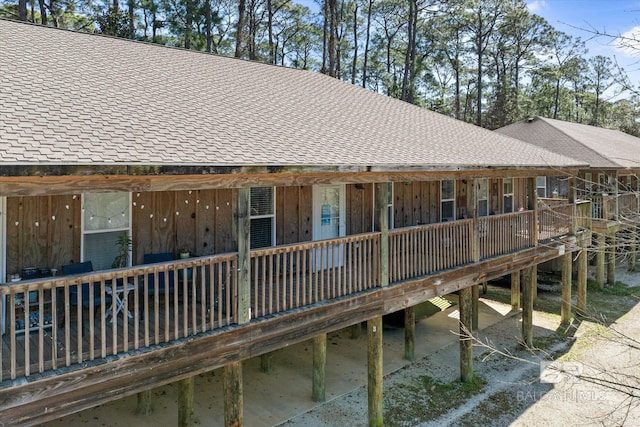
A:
[367,316,383,427]
[532,267,537,303]
[459,286,473,382]
[404,306,415,362]
[312,333,327,402]
[178,376,195,427]
[260,352,273,373]
[224,362,243,427]
[522,266,534,348]
[511,270,521,311]
[627,231,638,273]
[561,253,572,325]
[607,234,616,286]
[482,280,487,295]
[236,188,251,324]
[351,322,363,339]
[375,183,391,287]
[471,284,479,331]
[596,232,605,288]
[577,249,588,316]
[136,390,153,416]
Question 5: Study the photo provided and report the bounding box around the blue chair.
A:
[143,253,175,296]
[62,261,111,308]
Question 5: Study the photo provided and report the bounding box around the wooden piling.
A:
[459,286,473,382]
[596,232,605,288]
[577,249,587,316]
[312,333,327,402]
[260,352,273,373]
[136,390,152,416]
[224,362,243,427]
[522,266,533,348]
[178,376,194,427]
[404,306,415,362]
[511,270,520,310]
[368,316,383,427]
[471,284,479,331]
[607,234,616,286]
[561,252,572,325]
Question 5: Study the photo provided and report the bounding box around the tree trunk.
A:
[401,0,417,103]
[185,0,193,49]
[18,0,27,21]
[128,0,135,39]
[351,1,358,85]
[38,0,47,25]
[361,0,373,88]
[235,0,246,58]
[205,0,213,53]
[267,0,274,64]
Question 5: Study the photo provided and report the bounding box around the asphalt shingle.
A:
[0,20,584,171]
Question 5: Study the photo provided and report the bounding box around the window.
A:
[503,178,514,213]
[371,183,394,230]
[250,187,275,249]
[441,180,455,221]
[584,173,593,196]
[477,179,489,217]
[82,192,131,270]
[536,176,547,198]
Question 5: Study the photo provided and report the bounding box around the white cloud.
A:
[527,0,548,13]
[614,26,640,58]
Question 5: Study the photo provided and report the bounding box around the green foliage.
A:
[112,233,132,269]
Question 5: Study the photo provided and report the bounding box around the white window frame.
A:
[250,187,276,249]
[536,176,547,198]
[477,179,489,217]
[81,192,132,270]
[503,178,514,213]
[441,180,456,221]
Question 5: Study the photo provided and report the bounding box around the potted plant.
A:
[112,233,132,268]
[178,249,191,259]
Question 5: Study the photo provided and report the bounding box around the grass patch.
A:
[384,375,486,426]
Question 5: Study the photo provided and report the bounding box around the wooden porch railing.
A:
[576,200,593,231]
[249,233,380,319]
[389,220,473,283]
[0,253,237,381]
[538,203,572,241]
[478,211,535,259]
[1,202,593,382]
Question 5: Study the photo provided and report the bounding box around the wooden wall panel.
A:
[514,178,527,211]
[429,181,439,224]
[5,195,78,279]
[490,178,501,215]
[175,190,197,254]
[346,183,373,235]
[275,186,312,245]
[196,190,217,256]
[456,179,470,219]
[132,191,154,264]
[50,195,76,269]
[215,189,234,253]
[299,186,312,243]
[152,191,176,254]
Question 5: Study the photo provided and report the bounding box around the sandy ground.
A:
[44,266,640,427]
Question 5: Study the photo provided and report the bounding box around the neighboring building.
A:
[0,21,590,425]
[496,116,640,285]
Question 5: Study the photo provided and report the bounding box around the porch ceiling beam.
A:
[0,169,579,197]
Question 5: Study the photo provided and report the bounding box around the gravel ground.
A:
[281,266,640,427]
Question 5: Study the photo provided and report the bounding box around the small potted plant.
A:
[112,233,132,268]
[178,248,191,259]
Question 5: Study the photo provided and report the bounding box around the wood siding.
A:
[275,186,313,245]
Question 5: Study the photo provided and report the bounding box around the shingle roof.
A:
[495,116,640,169]
[0,20,584,173]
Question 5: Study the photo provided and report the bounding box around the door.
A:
[313,185,346,270]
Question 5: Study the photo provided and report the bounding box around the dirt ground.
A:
[45,265,640,427]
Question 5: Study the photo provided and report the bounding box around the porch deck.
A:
[0,204,580,382]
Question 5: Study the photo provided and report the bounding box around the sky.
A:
[529,0,640,81]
